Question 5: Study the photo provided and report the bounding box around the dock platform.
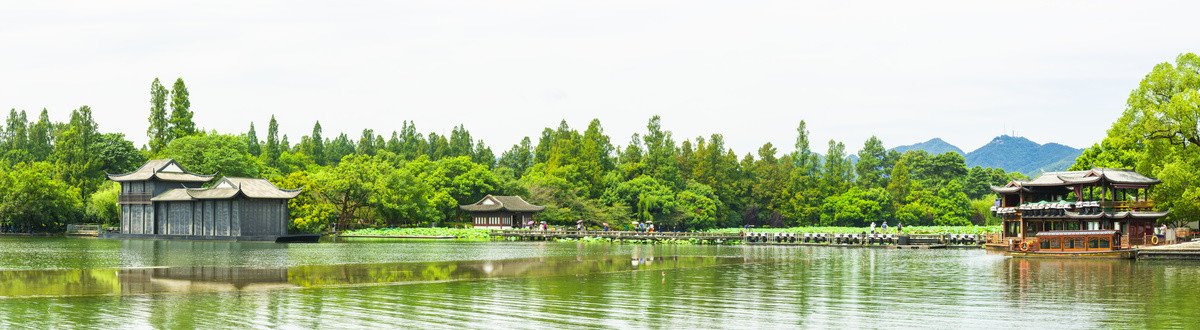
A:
[1137,240,1200,260]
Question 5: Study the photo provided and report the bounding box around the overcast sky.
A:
[2,1,1197,156]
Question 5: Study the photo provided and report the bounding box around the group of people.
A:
[630,222,655,232]
[869,221,902,234]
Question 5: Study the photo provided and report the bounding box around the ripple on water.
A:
[2,239,1200,328]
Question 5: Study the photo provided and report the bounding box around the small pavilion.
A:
[459,195,545,229]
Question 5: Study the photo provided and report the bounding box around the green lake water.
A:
[1,237,1198,328]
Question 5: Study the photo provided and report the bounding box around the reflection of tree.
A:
[0,269,119,297]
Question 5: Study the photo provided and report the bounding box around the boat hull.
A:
[1008,249,1138,259]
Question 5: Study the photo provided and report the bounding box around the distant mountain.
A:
[963,135,1083,175]
[890,138,965,156]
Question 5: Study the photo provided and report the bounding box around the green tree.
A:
[94,133,145,175]
[675,182,723,230]
[54,106,104,198]
[1078,53,1200,227]
[325,133,355,165]
[818,187,890,227]
[168,78,196,139]
[499,136,533,177]
[245,123,261,157]
[160,134,261,179]
[0,162,84,232]
[821,140,854,197]
[264,115,280,162]
[28,109,54,161]
[148,78,170,152]
[86,182,120,226]
[855,136,891,189]
[309,121,325,165]
[357,128,376,156]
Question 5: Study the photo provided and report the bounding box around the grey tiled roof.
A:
[150,177,301,201]
[108,159,215,182]
[460,195,545,212]
[222,177,303,199]
[998,167,1161,189]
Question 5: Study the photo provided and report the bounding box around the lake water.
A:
[1,237,1198,328]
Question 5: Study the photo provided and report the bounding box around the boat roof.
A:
[1035,230,1119,237]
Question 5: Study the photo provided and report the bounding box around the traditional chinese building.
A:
[990,168,1169,246]
[103,159,302,242]
[459,195,545,229]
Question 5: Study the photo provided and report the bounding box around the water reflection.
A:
[0,255,760,298]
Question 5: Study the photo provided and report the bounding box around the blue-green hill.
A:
[890,138,965,156]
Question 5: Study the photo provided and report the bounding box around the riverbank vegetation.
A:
[1070,53,1200,228]
[0,78,1017,233]
[13,50,1197,234]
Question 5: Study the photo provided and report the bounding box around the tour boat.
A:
[1007,230,1137,259]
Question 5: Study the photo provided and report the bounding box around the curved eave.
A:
[459,205,545,212]
[1060,176,1101,184]
[1065,212,1104,220]
[1106,179,1163,185]
[990,186,1023,194]
[1129,211,1170,219]
[249,189,303,199]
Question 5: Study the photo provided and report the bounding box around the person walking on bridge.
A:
[870,222,876,234]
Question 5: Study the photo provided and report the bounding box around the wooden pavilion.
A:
[102,159,302,242]
[990,168,1169,247]
[459,195,545,229]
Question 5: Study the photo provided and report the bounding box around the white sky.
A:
[1,1,1197,156]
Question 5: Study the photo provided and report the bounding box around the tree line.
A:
[1,77,1023,233]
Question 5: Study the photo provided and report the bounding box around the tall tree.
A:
[4,109,29,156]
[28,109,54,161]
[264,115,280,162]
[448,124,474,158]
[499,136,534,177]
[310,121,325,165]
[855,136,891,189]
[168,78,196,139]
[357,128,376,156]
[245,122,261,156]
[55,106,104,198]
[822,140,854,197]
[148,78,170,152]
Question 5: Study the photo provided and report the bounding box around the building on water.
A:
[459,195,545,229]
[102,159,302,242]
[990,168,1169,247]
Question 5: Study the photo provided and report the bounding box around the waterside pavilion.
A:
[459,195,545,229]
[990,168,1169,246]
[102,159,302,242]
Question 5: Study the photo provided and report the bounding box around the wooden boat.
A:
[1008,249,1137,259]
[1007,230,1137,259]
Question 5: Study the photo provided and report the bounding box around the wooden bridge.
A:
[490,229,742,242]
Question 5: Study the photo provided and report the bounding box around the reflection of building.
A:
[459,195,545,229]
[104,159,301,242]
[991,168,1169,246]
[120,266,293,295]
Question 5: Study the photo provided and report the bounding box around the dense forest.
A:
[2,78,1030,233]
